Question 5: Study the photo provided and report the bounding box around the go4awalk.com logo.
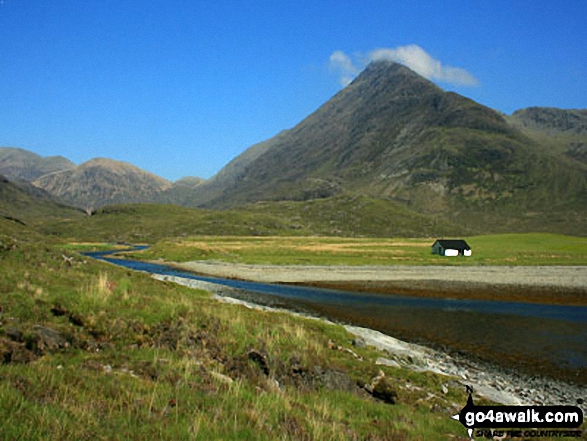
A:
[452,386,584,439]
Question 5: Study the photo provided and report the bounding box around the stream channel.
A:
[85,248,587,385]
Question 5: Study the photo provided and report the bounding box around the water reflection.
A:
[87,250,587,382]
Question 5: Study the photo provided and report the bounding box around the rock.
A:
[371,380,397,404]
[62,254,74,266]
[29,325,70,354]
[313,366,357,393]
[442,384,449,394]
[375,357,400,368]
[211,371,234,385]
[351,337,367,348]
[365,370,397,404]
[248,350,270,376]
[0,337,37,364]
[266,378,281,392]
[371,378,397,404]
[328,339,363,360]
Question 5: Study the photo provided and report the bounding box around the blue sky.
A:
[1,1,586,181]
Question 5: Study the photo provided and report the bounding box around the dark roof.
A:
[433,239,471,250]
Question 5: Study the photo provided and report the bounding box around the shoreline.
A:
[289,279,587,306]
[173,260,587,306]
[153,274,586,413]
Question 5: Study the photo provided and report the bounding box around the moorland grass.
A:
[1,223,474,439]
[126,233,587,266]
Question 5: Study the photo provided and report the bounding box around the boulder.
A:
[29,325,70,354]
[366,370,398,404]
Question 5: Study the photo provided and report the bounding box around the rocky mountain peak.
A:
[32,157,171,209]
[510,107,587,135]
[0,147,74,181]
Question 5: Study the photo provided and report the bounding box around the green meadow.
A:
[126,233,587,266]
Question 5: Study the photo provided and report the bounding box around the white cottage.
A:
[431,239,472,257]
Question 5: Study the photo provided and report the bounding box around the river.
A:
[85,249,587,385]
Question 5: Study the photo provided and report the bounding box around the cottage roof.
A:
[433,239,471,250]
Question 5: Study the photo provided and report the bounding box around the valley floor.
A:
[172,262,587,306]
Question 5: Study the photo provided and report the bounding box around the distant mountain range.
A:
[1,60,586,234]
[508,107,587,136]
[0,147,74,181]
[0,150,207,210]
[32,158,173,210]
[507,107,587,164]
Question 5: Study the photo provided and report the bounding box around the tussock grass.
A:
[83,272,113,306]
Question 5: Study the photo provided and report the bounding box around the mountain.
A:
[174,176,206,188]
[33,158,172,210]
[509,107,587,136]
[190,61,522,208]
[0,174,83,229]
[3,62,586,235]
[0,147,74,181]
[190,61,586,232]
[153,176,207,206]
[508,107,587,165]
[189,130,291,206]
[0,148,209,210]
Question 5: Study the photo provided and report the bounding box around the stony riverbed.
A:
[173,262,587,306]
[153,274,586,415]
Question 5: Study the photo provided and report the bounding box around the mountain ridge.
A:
[507,107,587,167]
[0,147,74,181]
[32,157,173,210]
[195,61,586,217]
[2,61,586,234]
[509,107,587,135]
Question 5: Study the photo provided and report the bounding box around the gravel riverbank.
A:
[153,274,586,415]
[173,261,587,305]
[173,262,587,287]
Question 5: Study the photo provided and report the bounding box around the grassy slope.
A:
[34,193,585,246]
[43,203,308,243]
[0,177,85,229]
[1,221,473,440]
[130,233,587,266]
[42,195,466,244]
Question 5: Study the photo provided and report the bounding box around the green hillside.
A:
[40,195,463,243]
[0,175,84,230]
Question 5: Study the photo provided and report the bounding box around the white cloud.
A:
[369,45,479,86]
[328,50,361,87]
[329,45,479,87]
